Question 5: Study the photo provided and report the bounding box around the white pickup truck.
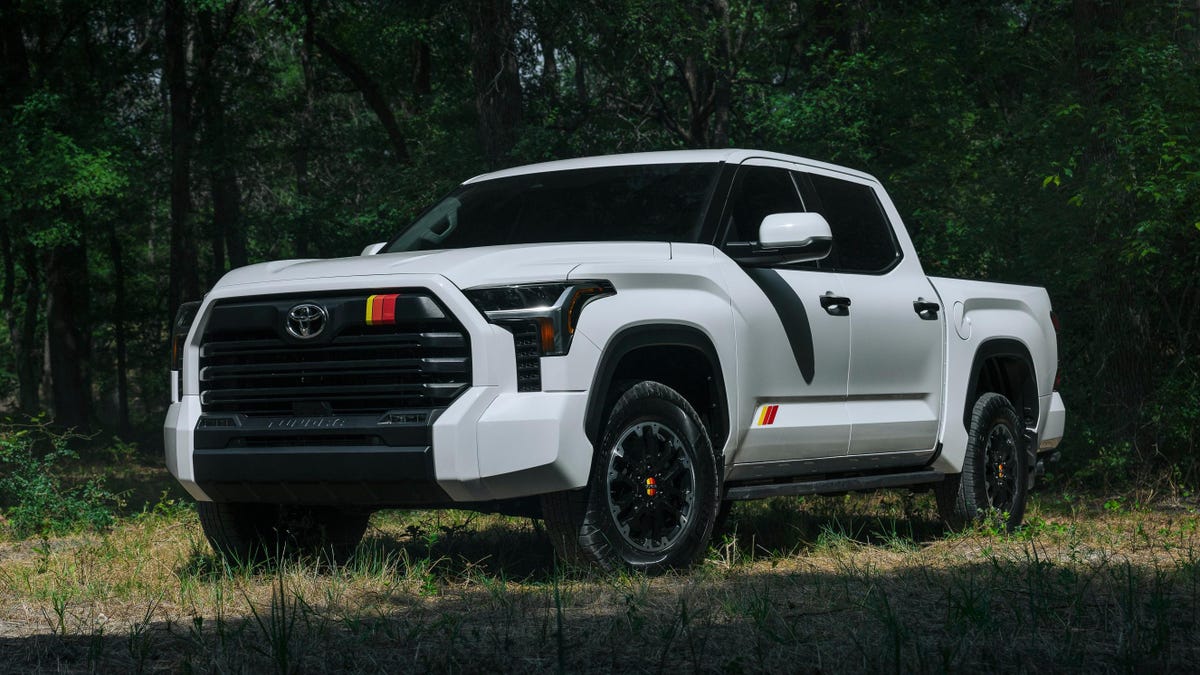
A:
[165,149,1066,572]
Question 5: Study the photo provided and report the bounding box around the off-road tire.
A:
[197,502,369,565]
[936,392,1029,532]
[541,381,720,574]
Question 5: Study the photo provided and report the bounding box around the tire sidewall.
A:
[585,382,719,572]
[966,393,1028,530]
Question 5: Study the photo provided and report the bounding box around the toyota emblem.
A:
[286,303,328,339]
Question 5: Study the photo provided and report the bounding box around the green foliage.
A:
[0,425,118,538]
[0,0,1197,485]
[0,90,128,248]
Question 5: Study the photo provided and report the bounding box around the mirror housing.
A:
[360,242,386,256]
[760,212,831,248]
[756,212,833,263]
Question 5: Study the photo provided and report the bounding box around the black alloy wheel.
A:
[605,420,698,553]
[982,418,1020,513]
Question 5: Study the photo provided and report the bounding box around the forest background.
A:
[0,0,1197,491]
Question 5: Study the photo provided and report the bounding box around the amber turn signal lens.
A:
[538,317,556,353]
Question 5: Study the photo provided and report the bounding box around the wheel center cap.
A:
[644,476,657,497]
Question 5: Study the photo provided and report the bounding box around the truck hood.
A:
[212,242,672,291]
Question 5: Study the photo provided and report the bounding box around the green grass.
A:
[3,476,1200,672]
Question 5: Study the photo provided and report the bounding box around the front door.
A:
[720,160,852,468]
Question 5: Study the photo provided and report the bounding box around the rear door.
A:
[796,171,944,455]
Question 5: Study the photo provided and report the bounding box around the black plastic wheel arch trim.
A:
[962,338,1039,434]
[583,324,730,450]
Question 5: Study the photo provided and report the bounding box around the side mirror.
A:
[758,212,832,262]
[361,242,386,256]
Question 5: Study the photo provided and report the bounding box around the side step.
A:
[725,469,944,501]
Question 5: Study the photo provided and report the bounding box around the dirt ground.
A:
[2,488,1199,673]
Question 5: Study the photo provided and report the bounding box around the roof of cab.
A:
[462,149,877,185]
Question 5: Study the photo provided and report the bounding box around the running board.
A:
[725,469,944,501]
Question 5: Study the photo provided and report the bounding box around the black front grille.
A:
[198,290,471,416]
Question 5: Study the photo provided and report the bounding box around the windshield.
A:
[384,163,720,253]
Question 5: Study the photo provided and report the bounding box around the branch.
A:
[312,32,410,163]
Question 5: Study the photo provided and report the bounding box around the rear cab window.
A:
[796,172,902,274]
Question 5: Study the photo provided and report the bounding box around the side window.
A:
[722,165,805,244]
[803,173,900,273]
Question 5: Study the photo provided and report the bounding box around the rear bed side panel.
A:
[928,277,1060,474]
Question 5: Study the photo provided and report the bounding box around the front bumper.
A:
[164,273,601,506]
[165,387,592,505]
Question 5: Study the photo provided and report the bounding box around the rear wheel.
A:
[542,381,720,573]
[197,502,369,565]
[936,392,1029,531]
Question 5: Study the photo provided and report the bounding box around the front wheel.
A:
[936,392,1029,531]
[542,381,720,573]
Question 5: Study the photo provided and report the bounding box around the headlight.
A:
[170,300,201,372]
[464,281,615,356]
[170,300,201,402]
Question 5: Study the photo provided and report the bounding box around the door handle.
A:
[820,293,851,316]
[913,298,940,320]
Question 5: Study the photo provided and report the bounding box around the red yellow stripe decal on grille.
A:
[757,404,779,426]
[365,294,399,325]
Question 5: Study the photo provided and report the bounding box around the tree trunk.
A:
[0,0,31,101]
[215,167,246,268]
[0,1,39,413]
[295,0,317,258]
[194,5,246,273]
[0,224,11,312]
[533,6,557,94]
[573,49,587,105]
[1,225,41,413]
[1072,0,1099,92]
[202,81,246,273]
[412,40,431,98]
[166,0,199,319]
[468,0,523,167]
[681,55,712,147]
[16,244,40,412]
[709,74,731,147]
[107,220,130,437]
[710,0,733,147]
[45,243,90,430]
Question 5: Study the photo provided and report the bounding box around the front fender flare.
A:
[583,324,729,451]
